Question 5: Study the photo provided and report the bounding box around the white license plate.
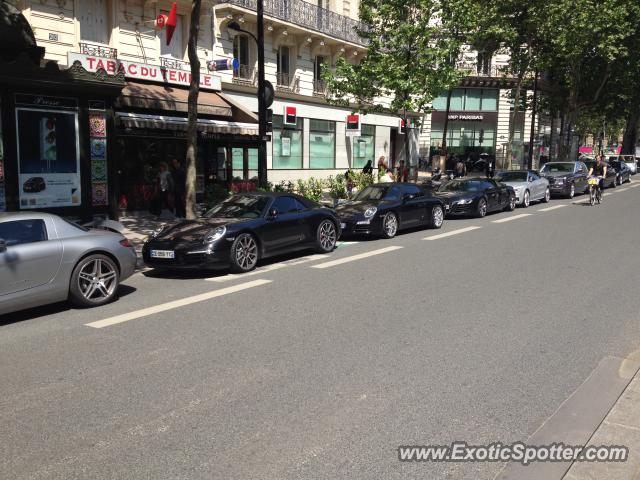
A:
[150,250,175,259]
[340,223,347,229]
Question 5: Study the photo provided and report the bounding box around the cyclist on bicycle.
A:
[588,154,607,191]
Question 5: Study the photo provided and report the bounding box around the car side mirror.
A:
[0,239,6,253]
[267,208,278,220]
[528,176,534,182]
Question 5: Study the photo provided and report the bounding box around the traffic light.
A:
[266,108,273,133]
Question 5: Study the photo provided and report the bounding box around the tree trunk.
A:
[621,109,640,155]
[506,73,524,170]
[185,0,202,220]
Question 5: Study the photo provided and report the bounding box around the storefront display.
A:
[89,112,108,206]
[272,115,303,169]
[353,124,375,168]
[0,100,5,212]
[15,97,81,209]
[309,119,335,169]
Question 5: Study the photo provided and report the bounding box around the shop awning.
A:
[117,82,232,117]
[115,112,259,136]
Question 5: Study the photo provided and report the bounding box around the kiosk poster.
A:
[89,113,108,206]
[0,102,5,211]
[16,108,81,209]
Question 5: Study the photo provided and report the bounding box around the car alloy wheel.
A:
[568,184,575,199]
[69,254,119,307]
[618,175,623,186]
[543,187,551,203]
[508,196,516,211]
[231,233,258,272]
[316,220,337,253]
[382,212,398,238]
[431,205,444,229]
[477,198,487,218]
[523,190,530,208]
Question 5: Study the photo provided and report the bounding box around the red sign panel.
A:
[284,106,297,125]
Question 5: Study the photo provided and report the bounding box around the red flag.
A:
[165,2,177,46]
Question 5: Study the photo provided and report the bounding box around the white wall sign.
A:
[448,114,484,121]
[281,137,291,156]
[68,53,222,91]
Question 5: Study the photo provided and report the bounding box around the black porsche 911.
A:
[143,192,341,273]
[335,183,445,238]
[435,178,516,218]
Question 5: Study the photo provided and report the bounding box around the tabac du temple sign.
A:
[67,53,222,92]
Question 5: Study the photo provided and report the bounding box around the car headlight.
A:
[204,226,226,244]
[146,224,167,242]
[455,198,473,205]
[364,207,377,218]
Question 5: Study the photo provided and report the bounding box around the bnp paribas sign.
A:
[68,53,222,92]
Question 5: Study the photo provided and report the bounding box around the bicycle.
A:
[587,176,603,206]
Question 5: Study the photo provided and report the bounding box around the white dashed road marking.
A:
[492,214,532,224]
[206,255,326,282]
[311,246,403,269]
[85,279,272,328]
[538,205,567,212]
[423,226,481,240]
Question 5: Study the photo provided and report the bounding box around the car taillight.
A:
[120,238,132,248]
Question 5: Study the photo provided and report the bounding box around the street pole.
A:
[527,69,538,170]
[257,0,267,189]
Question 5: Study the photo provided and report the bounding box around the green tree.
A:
[185,0,202,219]
[324,0,476,169]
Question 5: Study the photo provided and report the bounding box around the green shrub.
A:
[326,174,348,200]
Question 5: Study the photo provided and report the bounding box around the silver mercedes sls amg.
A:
[0,212,137,316]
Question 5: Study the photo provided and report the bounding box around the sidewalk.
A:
[564,366,640,480]
[119,210,175,253]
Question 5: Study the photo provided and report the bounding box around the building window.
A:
[272,114,303,169]
[477,51,492,75]
[430,122,496,153]
[431,88,498,112]
[353,124,375,168]
[309,119,335,169]
[160,13,184,59]
[277,46,291,85]
[78,0,110,45]
[233,35,250,66]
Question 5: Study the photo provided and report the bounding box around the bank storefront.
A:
[429,88,499,161]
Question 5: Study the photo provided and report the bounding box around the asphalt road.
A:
[2,181,640,479]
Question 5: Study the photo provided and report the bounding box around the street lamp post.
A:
[227,3,268,188]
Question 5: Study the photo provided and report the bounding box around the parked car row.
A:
[0,158,634,315]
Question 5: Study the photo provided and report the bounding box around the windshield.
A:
[439,180,485,192]
[541,163,574,173]
[354,186,388,201]
[496,172,527,182]
[204,195,269,219]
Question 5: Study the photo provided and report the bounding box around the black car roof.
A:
[231,191,318,207]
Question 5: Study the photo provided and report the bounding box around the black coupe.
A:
[335,183,445,238]
[435,178,516,218]
[143,193,341,273]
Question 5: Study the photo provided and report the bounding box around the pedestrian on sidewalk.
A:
[172,158,186,218]
[156,162,174,217]
[362,160,373,175]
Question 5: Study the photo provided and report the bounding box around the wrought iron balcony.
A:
[457,62,503,78]
[312,78,327,96]
[79,42,117,59]
[276,72,300,93]
[233,64,257,85]
[214,0,367,46]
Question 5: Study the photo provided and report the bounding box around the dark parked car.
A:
[23,177,46,193]
[335,183,445,239]
[539,161,589,198]
[611,160,632,185]
[434,178,516,218]
[143,193,341,273]
[582,160,617,188]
